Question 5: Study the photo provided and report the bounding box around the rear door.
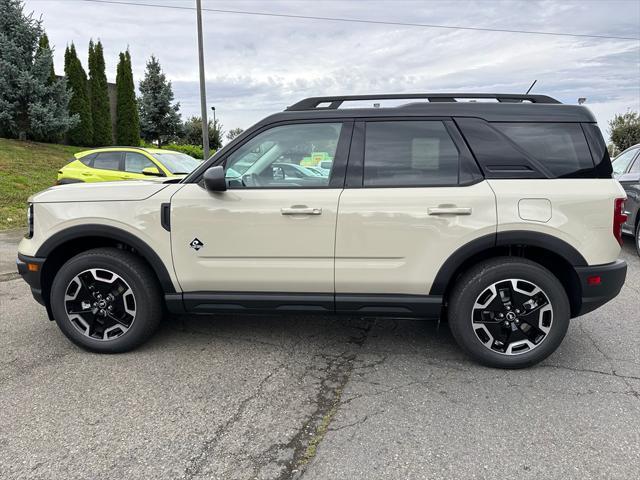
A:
[335,119,496,305]
[90,151,125,182]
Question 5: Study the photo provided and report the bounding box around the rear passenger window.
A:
[363,121,459,187]
[494,123,594,177]
[93,152,122,171]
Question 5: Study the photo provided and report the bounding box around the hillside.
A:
[0,138,86,230]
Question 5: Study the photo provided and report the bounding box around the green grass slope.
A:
[0,138,86,230]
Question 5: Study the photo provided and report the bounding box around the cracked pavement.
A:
[1,239,639,479]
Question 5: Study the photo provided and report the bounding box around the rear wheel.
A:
[448,257,570,368]
[50,248,162,353]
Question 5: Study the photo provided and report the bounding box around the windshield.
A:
[152,152,201,174]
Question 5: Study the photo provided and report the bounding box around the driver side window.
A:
[224,123,342,188]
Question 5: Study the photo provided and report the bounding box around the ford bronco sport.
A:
[17,93,628,368]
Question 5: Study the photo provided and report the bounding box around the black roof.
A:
[258,93,596,124]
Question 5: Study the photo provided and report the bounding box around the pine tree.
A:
[64,42,93,145]
[88,39,112,146]
[36,33,55,83]
[0,0,76,140]
[138,55,181,146]
[115,49,139,145]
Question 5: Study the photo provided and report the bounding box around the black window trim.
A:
[347,116,482,189]
[190,118,354,190]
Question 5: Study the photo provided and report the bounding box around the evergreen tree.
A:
[115,49,139,145]
[0,0,76,141]
[88,39,112,146]
[36,33,55,83]
[138,55,181,146]
[64,42,93,145]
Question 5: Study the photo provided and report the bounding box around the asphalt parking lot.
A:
[1,233,639,480]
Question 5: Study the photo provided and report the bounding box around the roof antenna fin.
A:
[525,80,537,95]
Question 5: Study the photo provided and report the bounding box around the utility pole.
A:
[196,0,210,160]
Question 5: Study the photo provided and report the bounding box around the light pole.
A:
[211,106,216,148]
[195,0,210,160]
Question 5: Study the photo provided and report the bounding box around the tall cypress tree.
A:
[64,42,93,145]
[88,39,112,146]
[115,49,139,145]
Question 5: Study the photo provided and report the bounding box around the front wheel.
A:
[635,221,640,257]
[447,257,570,369]
[50,248,163,353]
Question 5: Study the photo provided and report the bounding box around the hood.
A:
[29,180,173,203]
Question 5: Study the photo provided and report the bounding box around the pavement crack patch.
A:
[0,272,20,282]
[180,369,278,480]
[273,321,374,480]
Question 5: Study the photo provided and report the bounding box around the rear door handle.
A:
[428,206,472,216]
[281,206,322,215]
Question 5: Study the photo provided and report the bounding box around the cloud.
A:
[27,0,640,136]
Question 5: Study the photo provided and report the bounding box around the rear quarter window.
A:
[493,122,594,178]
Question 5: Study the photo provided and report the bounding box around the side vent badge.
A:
[189,238,204,251]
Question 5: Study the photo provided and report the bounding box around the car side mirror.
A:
[273,166,285,181]
[203,166,227,191]
[142,166,162,176]
[618,172,640,183]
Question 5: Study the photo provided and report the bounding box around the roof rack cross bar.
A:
[286,93,561,110]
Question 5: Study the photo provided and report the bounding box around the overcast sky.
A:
[27,0,640,139]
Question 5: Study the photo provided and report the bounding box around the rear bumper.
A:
[574,260,627,316]
[16,253,46,306]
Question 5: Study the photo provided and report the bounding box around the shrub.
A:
[162,143,205,159]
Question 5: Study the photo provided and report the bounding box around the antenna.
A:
[525,80,538,95]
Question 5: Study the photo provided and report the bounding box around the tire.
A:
[447,257,570,369]
[50,248,163,353]
[635,220,640,257]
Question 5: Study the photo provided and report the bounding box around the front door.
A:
[170,121,352,296]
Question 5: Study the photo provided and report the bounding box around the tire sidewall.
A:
[448,260,570,368]
[50,251,160,353]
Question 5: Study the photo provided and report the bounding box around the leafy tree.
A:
[226,127,244,142]
[88,39,112,146]
[0,0,76,141]
[609,110,640,153]
[115,49,139,145]
[180,116,223,150]
[138,55,181,146]
[64,42,93,145]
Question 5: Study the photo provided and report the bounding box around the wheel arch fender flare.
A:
[36,224,176,294]
[429,231,587,296]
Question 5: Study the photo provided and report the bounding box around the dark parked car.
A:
[612,144,640,255]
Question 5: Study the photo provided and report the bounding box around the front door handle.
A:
[281,206,322,215]
[428,206,472,216]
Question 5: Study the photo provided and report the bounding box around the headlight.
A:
[26,203,34,239]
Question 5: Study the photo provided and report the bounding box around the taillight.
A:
[613,198,627,246]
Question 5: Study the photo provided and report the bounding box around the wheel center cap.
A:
[98,300,107,308]
[506,311,517,321]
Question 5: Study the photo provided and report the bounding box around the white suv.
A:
[17,93,628,368]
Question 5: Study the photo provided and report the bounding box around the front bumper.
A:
[574,259,627,316]
[16,253,46,306]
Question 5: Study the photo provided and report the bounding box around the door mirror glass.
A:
[203,166,227,191]
[142,166,162,176]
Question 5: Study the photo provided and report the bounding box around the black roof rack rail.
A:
[286,93,561,111]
